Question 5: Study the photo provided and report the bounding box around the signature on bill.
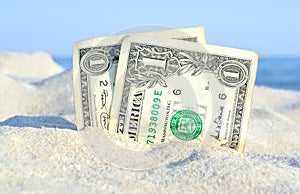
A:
[101,89,108,110]
[100,112,110,130]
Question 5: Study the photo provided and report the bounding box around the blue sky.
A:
[0,1,299,57]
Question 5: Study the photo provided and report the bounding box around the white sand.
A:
[0,52,299,193]
[0,52,63,83]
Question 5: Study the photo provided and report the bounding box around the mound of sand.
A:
[0,69,73,121]
[0,52,299,193]
[0,51,63,83]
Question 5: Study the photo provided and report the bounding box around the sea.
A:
[54,57,300,91]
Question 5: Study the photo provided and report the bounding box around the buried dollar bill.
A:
[109,36,258,153]
[73,27,206,130]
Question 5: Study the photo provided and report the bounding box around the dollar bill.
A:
[108,36,258,153]
[73,27,206,130]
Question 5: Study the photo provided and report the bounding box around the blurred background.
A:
[1,0,299,90]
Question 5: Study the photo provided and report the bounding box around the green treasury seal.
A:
[170,110,203,141]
